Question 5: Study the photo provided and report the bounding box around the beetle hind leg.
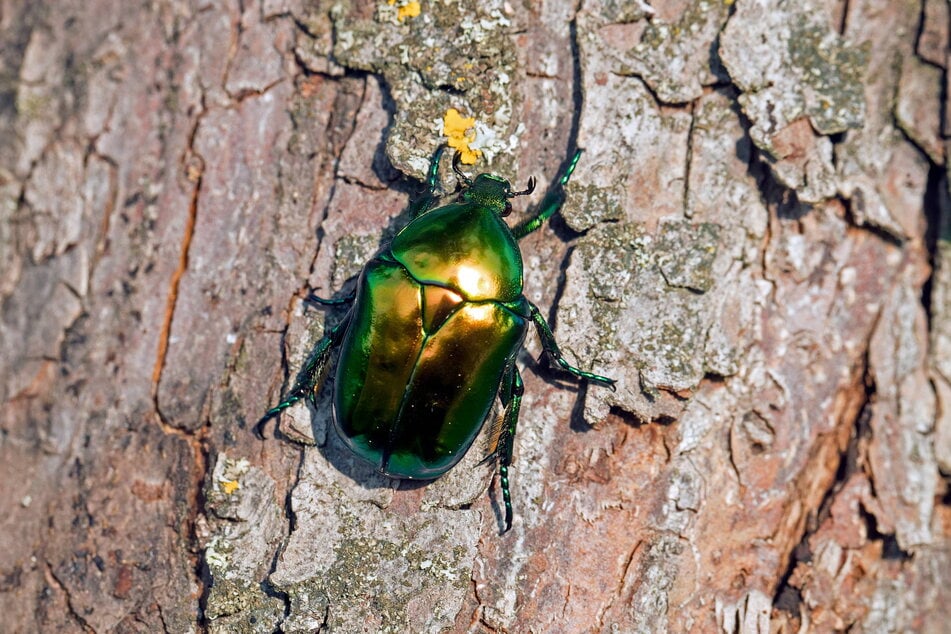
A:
[495,361,524,533]
[255,313,351,437]
[528,302,616,390]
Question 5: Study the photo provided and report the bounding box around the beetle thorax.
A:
[461,174,512,216]
[389,199,524,303]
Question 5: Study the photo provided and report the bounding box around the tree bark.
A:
[1,0,949,632]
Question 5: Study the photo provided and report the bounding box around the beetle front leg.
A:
[407,144,447,219]
[528,302,616,390]
[512,149,583,239]
[496,362,524,533]
[255,312,351,436]
[306,290,356,306]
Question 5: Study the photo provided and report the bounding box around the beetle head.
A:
[453,153,536,218]
[464,174,537,217]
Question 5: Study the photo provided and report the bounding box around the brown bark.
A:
[1,0,949,632]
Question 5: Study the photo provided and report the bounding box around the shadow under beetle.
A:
[259,146,615,533]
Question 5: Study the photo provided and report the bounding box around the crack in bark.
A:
[228,77,288,103]
[837,0,852,36]
[596,538,643,629]
[921,161,947,336]
[146,100,213,633]
[220,0,243,97]
[769,345,881,625]
[309,73,369,276]
[44,561,94,633]
[154,602,170,634]
[262,74,368,423]
[86,152,119,293]
[151,123,203,424]
[567,2,584,155]
[466,572,486,631]
[255,443,308,629]
[682,99,698,220]
[240,68,373,632]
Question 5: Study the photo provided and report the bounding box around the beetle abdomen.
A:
[334,257,527,480]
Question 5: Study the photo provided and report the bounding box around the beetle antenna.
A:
[452,151,472,189]
[509,176,536,198]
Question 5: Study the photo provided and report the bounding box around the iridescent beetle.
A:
[260,147,615,531]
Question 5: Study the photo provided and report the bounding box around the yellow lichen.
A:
[442,108,481,165]
[220,479,240,495]
[387,0,421,21]
[400,1,420,20]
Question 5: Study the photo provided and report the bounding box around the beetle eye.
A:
[502,202,513,217]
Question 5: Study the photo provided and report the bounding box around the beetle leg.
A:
[480,356,517,466]
[497,363,524,533]
[528,302,616,391]
[306,290,356,306]
[408,144,447,219]
[255,312,351,436]
[512,149,583,240]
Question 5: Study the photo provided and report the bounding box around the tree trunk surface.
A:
[1,0,949,632]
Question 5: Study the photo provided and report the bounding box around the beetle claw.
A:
[476,451,499,468]
[253,411,275,439]
[509,176,536,198]
[451,151,472,187]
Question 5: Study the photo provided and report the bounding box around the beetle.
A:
[259,146,615,532]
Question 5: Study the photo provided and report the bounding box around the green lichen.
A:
[567,220,730,399]
[722,0,868,155]
[563,183,626,233]
[204,534,285,633]
[15,92,52,120]
[332,233,380,288]
[323,538,408,632]
[207,604,286,634]
[576,221,649,303]
[598,0,655,23]
[617,0,733,103]
[787,19,868,135]
[652,318,701,378]
[205,575,259,619]
[280,519,471,632]
[654,221,720,292]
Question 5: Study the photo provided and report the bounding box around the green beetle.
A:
[260,146,615,532]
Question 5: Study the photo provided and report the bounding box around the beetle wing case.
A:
[333,253,528,480]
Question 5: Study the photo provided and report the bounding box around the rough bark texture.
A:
[1,0,949,632]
